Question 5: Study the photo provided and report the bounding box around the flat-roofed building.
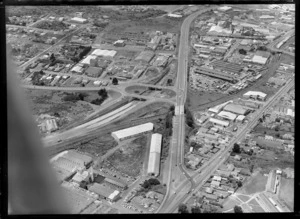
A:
[208,100,233,114]
[223,104,249,115]
[243,91,267,101]
[111,122,154,141]
[217,111,237,121]
[236,115,246,122]
[209,118,229,127]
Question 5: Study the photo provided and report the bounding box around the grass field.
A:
[279,178,294,211]
[236,194,251,202]
[239,172,267,195]
[248,204,265,212]
[222,197,242,212]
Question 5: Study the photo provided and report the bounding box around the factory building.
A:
[147,133,162,177]
[88,183,120,202]
[243,91,267,101]
[208,100,233,114]
[209,118,229,127]
[111,122,154,141]
[217,111,237,121]
[223,104,249,115]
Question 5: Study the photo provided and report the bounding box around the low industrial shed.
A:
[111,122,154,141]
[217,111,237,121]
[223,103,249,115]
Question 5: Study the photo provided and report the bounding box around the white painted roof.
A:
[112,123,154,140]
[150,133,162,153]
[80,54,97,65]
[147,152,160,176]
[252,55,268,65]
[208,100,233,114]
[244,91,267,98]
[71,17,87,23]
[209,118,229,127]
[218,111,237,121]
[108,190,120,200]
[236,115,246,121]
[91,49,117,57]
[167,13,182,18]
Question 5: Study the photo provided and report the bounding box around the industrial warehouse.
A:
[111,122,154,141]
[147,133,162,176]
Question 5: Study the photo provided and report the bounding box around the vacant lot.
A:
[222,197,242,212]
[77,134,118,158]
[238,171,267,195]
[279,178,294,211]
[105,135,149,177]
[187,88,228,110]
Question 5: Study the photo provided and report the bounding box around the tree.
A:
[238,49,247,55]
[250,164,254,173]
[178,203,189,214]
[167,78,173,85]
[184,105,194,128]
[234,205,243,213]
[232,143,241,154]
[191,206,201,213]
[147,178,160,186]
[98,88,108,98]
[237,180,242,187]
[112,77,118,85]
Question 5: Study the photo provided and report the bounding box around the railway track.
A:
[46,113,167,156]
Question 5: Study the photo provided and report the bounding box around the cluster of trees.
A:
[62,92,86,102]
[184,104,194,128]
[112,78,118,85]
[165,105,174,136]
[234,205,243,213]
[91,88,108,105]
[32,71,45,86]
[232,143,241,154]
[141,178,160,189]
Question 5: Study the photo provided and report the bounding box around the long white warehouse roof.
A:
[150,133,162,154]
[147,152,160,176]
[217,111,237,121]
[111,122,154,140]
[91,49,117,57]
[209,118,229,127]
[244,91,267,98]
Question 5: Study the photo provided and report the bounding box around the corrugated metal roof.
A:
[217,111,237,121]
[112,122,153,140]
[209,118,229,127]
[150,133,162,153]
[147,152,160,176]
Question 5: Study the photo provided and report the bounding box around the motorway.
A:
[157,5,219,213]
[157,5,295,213]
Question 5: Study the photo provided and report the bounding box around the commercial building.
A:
[217,111,237,121]
[243,91,267,101]
[218,6,232,11]
[111,122,154,141]
[147,133,162,176]
[71,17,88,23]
[209,118,229,127]
[223,103,249,115]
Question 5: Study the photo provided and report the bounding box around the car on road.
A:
[57,139,62,143]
